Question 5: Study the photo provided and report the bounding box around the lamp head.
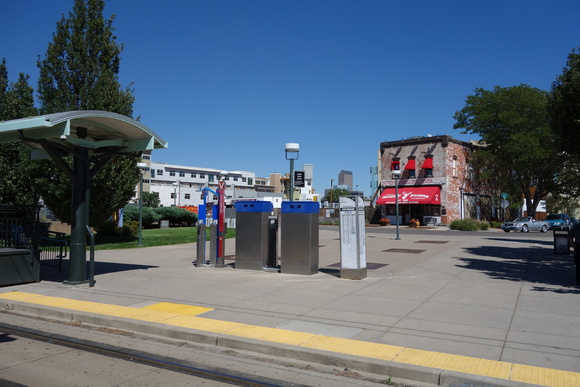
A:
[285,143,300,160]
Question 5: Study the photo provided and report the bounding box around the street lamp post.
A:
[393,169,401,240]
[137,162,147,246]
[285,143,300,201]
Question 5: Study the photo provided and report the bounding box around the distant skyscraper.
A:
[338,170,353,191]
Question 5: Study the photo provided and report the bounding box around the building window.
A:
[142,155,150,160]
[171,193,176,199]
[224,177,229,181]
[248,178,253,185]
[200,174,205,179]
[169,171,175,176]
[179,172,185,177]
[233,177,238,181]
[191,173,196,178]
[157,169,163,176]
[208,175,215,182]
[184,194,190,200]
[151,169,155,178]
[452,157,458,178]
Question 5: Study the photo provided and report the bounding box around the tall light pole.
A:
[392,169,401,240]
[137,162,147,246]
[172,182,177,206]
[285,143,299,201]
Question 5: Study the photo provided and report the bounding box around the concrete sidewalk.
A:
[1,227,579,386]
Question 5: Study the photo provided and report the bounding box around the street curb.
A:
[2,299,542,387]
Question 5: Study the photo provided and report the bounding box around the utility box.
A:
[234,201,273,270]
[281,201,320,275]
[0,248,39,286]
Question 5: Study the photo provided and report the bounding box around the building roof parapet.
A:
[380,134,474,149]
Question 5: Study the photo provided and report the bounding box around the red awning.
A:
[404,159,416,170]
[391,160,400,171]
[376,186,441,205]
[421,157,433,169]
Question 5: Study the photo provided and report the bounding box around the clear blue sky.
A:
[2,0,579,196]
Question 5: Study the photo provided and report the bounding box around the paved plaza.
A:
[1,226,579,386]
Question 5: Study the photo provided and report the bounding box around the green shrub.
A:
[123,205,162,228]
[154,207,197,226]
[449,218,490,231]
[490,221,503,228]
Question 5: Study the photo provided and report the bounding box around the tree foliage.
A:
[549,47,580,160]
[0,59,39,207]
[33,0,139,227]
[453,85,557,217]
[322,188,352,203]
[141,191,160,208]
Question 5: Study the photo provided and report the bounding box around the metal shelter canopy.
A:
[0,110,168,152]
[0,111,168,285]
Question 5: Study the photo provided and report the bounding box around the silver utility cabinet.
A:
[281,201,320,275]
[234,201,273,270]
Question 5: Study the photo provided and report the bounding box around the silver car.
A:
[501,217,549,233]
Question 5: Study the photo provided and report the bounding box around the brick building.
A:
[376,135,491,225]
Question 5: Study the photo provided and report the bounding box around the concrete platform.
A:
[1,226,579,386]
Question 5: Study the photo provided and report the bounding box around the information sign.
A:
[339,196,366,279]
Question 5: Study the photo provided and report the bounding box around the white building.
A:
[136,157,317,208]
[149,162,257,207]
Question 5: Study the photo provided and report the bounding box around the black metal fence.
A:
[0,208,68,272]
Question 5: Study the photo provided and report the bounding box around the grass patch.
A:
[89,227,236,250]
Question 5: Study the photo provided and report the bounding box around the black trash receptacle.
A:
[280,201,319,275]
[0,248,39,286]
[234,201,273,270]
[553,230,570,255]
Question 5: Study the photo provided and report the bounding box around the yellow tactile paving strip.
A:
[1,291,578,387]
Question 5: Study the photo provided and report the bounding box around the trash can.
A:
[281,201,320,275]
[234,201,273,270]
[553,230,570,255]
[0,248,39,286]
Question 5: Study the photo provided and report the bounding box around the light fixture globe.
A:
[285,143,300,153]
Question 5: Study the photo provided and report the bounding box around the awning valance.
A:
[376,186,441,205]
[421,157,433,169]
[391,160,400,171]
[404,159,416,170]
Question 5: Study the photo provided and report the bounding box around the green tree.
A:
[453,85,557,217]
[142,191,161,207]
[547,48,580,204]
[0,58,39,207]
[322,188,351,203]
[549,47,580,159]
[34,0,139,227]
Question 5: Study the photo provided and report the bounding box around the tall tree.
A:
[453,85,557,217]
[35,0,139,226]
[549,47,580,158]
[0,58,39,207]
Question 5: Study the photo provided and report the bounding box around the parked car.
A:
[501,217,550,233]
[544,213,572,230]
[571,217,579,226]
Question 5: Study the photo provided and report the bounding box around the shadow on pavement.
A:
[483,237,553,247]
[40,261,158,283]
[455,245,580,293]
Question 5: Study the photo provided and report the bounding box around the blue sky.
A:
[1,0,579,196]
